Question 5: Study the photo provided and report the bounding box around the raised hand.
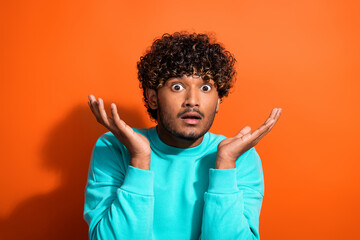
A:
[88,94,151,170]
[216,108,282,169]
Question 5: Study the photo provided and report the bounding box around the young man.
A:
[84,32,282,240]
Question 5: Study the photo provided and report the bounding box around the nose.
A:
[183,87,200,108]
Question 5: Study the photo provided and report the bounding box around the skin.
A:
[88,95,152,170]
[88,76,282,170]
[215,108,281,169]
[146,75,220,148]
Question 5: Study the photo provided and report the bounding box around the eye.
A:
[201,84,212,92]
[171,83,184,91]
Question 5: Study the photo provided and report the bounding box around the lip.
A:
[181,118,201,125]
[180,112,202,125]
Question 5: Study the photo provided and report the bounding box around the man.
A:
[84,32,282,240]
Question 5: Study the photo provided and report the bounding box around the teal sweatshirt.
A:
[83,126,264,240]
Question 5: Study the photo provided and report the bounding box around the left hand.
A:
[216,108,282,168]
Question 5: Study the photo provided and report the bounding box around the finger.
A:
[264,108,282,132]
[262,107,281,128]
[252,120,275,145]
[275,108,282,121]
[251,111,277,140]
[88,94,94,108]
[88,94,96,104]
[110,103,130,136]
[235,126,251,138]
[234,108,279,145]
[264,108,278,124]
[88,95,101,120]
[88,96,94,111]
[241,132,253,141]
[88,94,95,107]
[253,108,282,144]
[97,98,111,127]
[251,119,273,140]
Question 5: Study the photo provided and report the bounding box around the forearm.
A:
[201,192,259,240]
[91,188,154,239]
[200,168,261,240]
[85,166,155,240]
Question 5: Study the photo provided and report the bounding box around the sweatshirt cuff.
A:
[120,165,154,196]
[207,168,239,194]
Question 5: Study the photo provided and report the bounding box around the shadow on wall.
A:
[0,104,147,240]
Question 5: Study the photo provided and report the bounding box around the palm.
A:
[116,126,151,158]
[88,94,151,159]
[217,108,282,163]
[217,136,251,161]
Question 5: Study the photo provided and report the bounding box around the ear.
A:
[215,98,221,113]
[146,88,158,110]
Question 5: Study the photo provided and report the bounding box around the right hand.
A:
[88,94,151,168]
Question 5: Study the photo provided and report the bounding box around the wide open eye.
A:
[201,84,212,92]
[171,83,184,91]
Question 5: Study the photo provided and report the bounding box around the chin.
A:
[178,134,201,141]
[173,129,205,141]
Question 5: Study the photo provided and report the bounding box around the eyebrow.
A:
[167,78,215,83]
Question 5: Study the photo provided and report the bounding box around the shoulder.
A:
[92,132,128,159]
[132,127,151,138]
[92,128,152,157]
[206,131,227,147]
[89,132,131,182]
[94,131,121,148]
[95,127,151,149]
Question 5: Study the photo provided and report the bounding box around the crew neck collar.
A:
[148,126,210,156]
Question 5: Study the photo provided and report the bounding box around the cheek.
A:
[204,98,219,112]
[158,98,178,116]
[158,93,182,109]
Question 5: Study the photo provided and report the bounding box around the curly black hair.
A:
[137,31,236,121]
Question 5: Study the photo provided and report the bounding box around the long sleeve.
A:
[200,147,264,240]
[83,134,155,240]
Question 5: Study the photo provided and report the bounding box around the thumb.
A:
[235,126,251,138]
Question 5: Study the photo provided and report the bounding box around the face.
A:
[147,75,220,147]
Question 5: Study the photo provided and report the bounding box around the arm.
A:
[200,108,282,239]
[84,134,154,239]
[200,147,264,240]
[84,95,153,239]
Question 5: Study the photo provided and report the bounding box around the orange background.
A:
[1,0,359,239]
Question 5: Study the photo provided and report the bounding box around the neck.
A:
[156,124,204,148]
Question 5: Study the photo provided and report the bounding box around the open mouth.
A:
[181,116,201,120]
[180,113,202,124]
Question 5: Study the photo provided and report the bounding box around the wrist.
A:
[215,159,236,169]
[130,156,151,170]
